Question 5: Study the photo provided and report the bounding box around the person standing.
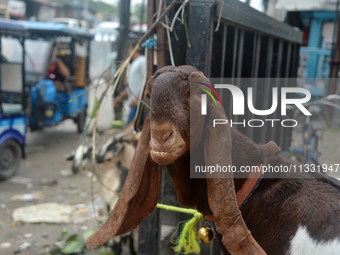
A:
[113,43,145,125]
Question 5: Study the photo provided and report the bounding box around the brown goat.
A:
[86,66,340,255]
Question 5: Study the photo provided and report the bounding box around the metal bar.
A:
[219,23,228,102]
[207,20,214,77]
[284,44,299,149]
[276,40,283,78]
[271,40,283,142]
[186,0,215,73]
[234,29,244,127]
[220,23,227,78]
[284,42,292,85]
[217,0,302,44]
[231,27,239,82]
[330,4,340,94]
[260,37,273,144]
[237,29,244,80]
[229,27,239,119]
[21,37,26,111]
[253,35,261,79]
[280,42,293,149]
[251,34,258,78]
[156,0,166,68]
[138,209,160,255]
[247,34,261,139]
[71,38,76,76]
[86,40,90,85]
[292,43,300,78]
[265,38,273,77]
[146,0,154,79]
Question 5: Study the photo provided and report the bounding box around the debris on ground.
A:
[24,233,33,239]
[60,169,73,178]
[8,176,33,188]
[10,191,45,201]
[40,178,58,186]
[19,242,31,250]
[12,197,106,225]
[12,203,74,224]
[70,197,105,224]
[0,242,11,249]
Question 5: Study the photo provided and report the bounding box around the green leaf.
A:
[89,96,99,118]
[99,247,106,255]
[49,247,62,254]
[83,229,95,242]
[57,231,68,241]
[61,235,81,254]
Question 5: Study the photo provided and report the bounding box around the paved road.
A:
[0,84,116,255]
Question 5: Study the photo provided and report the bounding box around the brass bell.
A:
[197,226,214,243]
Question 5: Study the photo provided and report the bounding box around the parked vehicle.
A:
[90,21,119,42]
[51,18,91,30]
[279,95,340,165]
[20,21,93,132]
[131,23,147,33]
[0,19,27,180]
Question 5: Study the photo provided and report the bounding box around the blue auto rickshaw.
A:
[0,19,27,180]
[19,21,93,132]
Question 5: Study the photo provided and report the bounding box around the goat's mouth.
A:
[150,146,185,165]
[152,150,171,156]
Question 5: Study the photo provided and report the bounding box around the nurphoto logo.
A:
[200,83,312,128]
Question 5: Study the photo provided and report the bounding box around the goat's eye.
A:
[146,94,150,99]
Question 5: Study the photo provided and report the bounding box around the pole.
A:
[139,0,146,34]
[329,0,340,94]
[117,0,131,62]
[114,0,131,121]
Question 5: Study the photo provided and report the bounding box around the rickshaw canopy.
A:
[18,21,93,41]
[0,18,26,37]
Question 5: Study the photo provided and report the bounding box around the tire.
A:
[278,150,319,165]
[0,140,22,181]
[77,107,87,133]
[323,105,340,127]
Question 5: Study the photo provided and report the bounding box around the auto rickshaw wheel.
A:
[77,107,87,133]
[0,140,22,181]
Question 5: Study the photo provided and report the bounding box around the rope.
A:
[156,203,204,254]
[142,38,157,50]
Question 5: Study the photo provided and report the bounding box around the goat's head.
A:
[146,66,198,165]
[67,145,93,174]
[86,66,265,254]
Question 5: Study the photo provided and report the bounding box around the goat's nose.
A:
[153,131,173,146]
[151,124,176,148]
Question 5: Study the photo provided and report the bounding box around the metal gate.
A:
[136,0,302,254]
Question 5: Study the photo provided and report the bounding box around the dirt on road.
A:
[0,121,106,255]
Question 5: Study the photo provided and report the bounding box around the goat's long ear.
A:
[190,73,265,253]
[86,116,161,248]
